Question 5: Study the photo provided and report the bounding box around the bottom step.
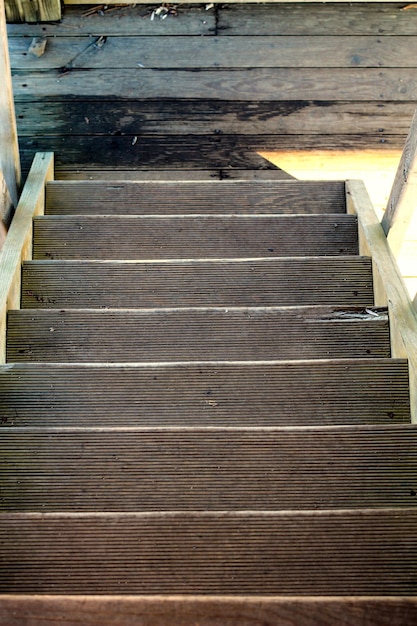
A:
[1,595,417,626]
[1,510,417,595]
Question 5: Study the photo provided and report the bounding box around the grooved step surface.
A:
[2,426,417,512]
[1,509,417,594]
[32,215,359,260]
[0,360,409,428]
[6,306,390,363]
[45,180,346,215]
[21,257,374,309]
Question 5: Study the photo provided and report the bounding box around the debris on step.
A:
[28,37,47,58]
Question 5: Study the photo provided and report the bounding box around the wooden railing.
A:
[0,152,54,362]
[0,0,20,227]
[346,180,417,423]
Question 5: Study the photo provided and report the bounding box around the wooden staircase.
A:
[1,154,417,624]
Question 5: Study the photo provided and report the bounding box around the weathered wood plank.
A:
[11,68,417,100]
[2,426,417,511]
[21,257,374,308]
[2,595,417,626]
[6,4,215,36]
[6,306,391,363]
[0,359,410,427]
[217,3,417,36]
[1,509,417,594]
[0,153,53,363]
[13,100,416,137]
[9,36,417,69]
[5,0,61,23]
[0,0,20,207]
[32,214,360,259]
[383,108,417,254]
[44,180,346,215]
[346,179,417,422]
[54,169,292,181]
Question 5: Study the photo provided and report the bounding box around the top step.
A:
[45,180,347,215]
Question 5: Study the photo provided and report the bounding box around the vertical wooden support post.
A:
[0,152,53,364]
[382,108,417,257]
[0,0,21,214]
[346,180,417,423]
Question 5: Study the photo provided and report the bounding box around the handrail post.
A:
[382,108,417,257]
[0,0,21,213]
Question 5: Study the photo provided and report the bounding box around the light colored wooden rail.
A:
[0,152,53,363]
[346,179,417,423]
[0,0,20,213]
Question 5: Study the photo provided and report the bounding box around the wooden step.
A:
[45,180,346,215]
[21,257,374,309]
[1,509,417,594]
[6,306,390,363]
[2,425,417,512]
[32,215,359,260]
[2,595,417,626]
[0,360,409,428]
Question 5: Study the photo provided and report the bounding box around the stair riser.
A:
[32,215,359,260]
[1,510,417,594]
[21,257,374,309]
[6,307,390,363]
[0,361,409,427]
[2,427,417,511]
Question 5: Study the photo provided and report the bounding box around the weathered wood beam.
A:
[346,179,417,423]
[0,0,20,208]
[0,152,53,362]
[382,108,417,256]
[5,0,61,23]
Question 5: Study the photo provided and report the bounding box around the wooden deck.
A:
[7,2,417,179]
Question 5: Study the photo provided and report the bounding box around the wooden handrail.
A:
[382,108,417,256]
[0,152,54,363]
[346,179,417,423]
[0,0,20,216]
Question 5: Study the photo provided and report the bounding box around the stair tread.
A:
[2,595,417,626]
[22,257,374,308]
[45,180,346,215]
[1,509,417,594]
[2,425,417,512]
[6,306,390,363]
[0,359,409,427]
[32,214,359,260]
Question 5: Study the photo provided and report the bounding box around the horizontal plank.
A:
[1,509,417,594]
[0,359,409,427]
[10,36,417,69]
[6,306,391,363]
[32,214,359,259]
[2,425,417,511]
[45,180,346,215]
[2,595,417,626]
[7,5,215,36]
[7,4,417,37]
[12,68,417,100]
[217,3,417,36]
[21,257,374,309]
[54,169,292,181]
[14,100,416,137]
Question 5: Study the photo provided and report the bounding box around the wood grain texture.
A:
[6,306,391,363]
[2,595,417,626]
[11,68,417,100]
[5,0,61,22]
[32,214,360,260]
[1,509,417,594]
[14,100,416,137]
[54,169,292,181]
[2,425,417,512]
[9,36,417,69]
[21,257,374,309]
[45,180,346,215]
[0,359,410,427]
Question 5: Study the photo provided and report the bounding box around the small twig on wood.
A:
[58,36,107,77]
